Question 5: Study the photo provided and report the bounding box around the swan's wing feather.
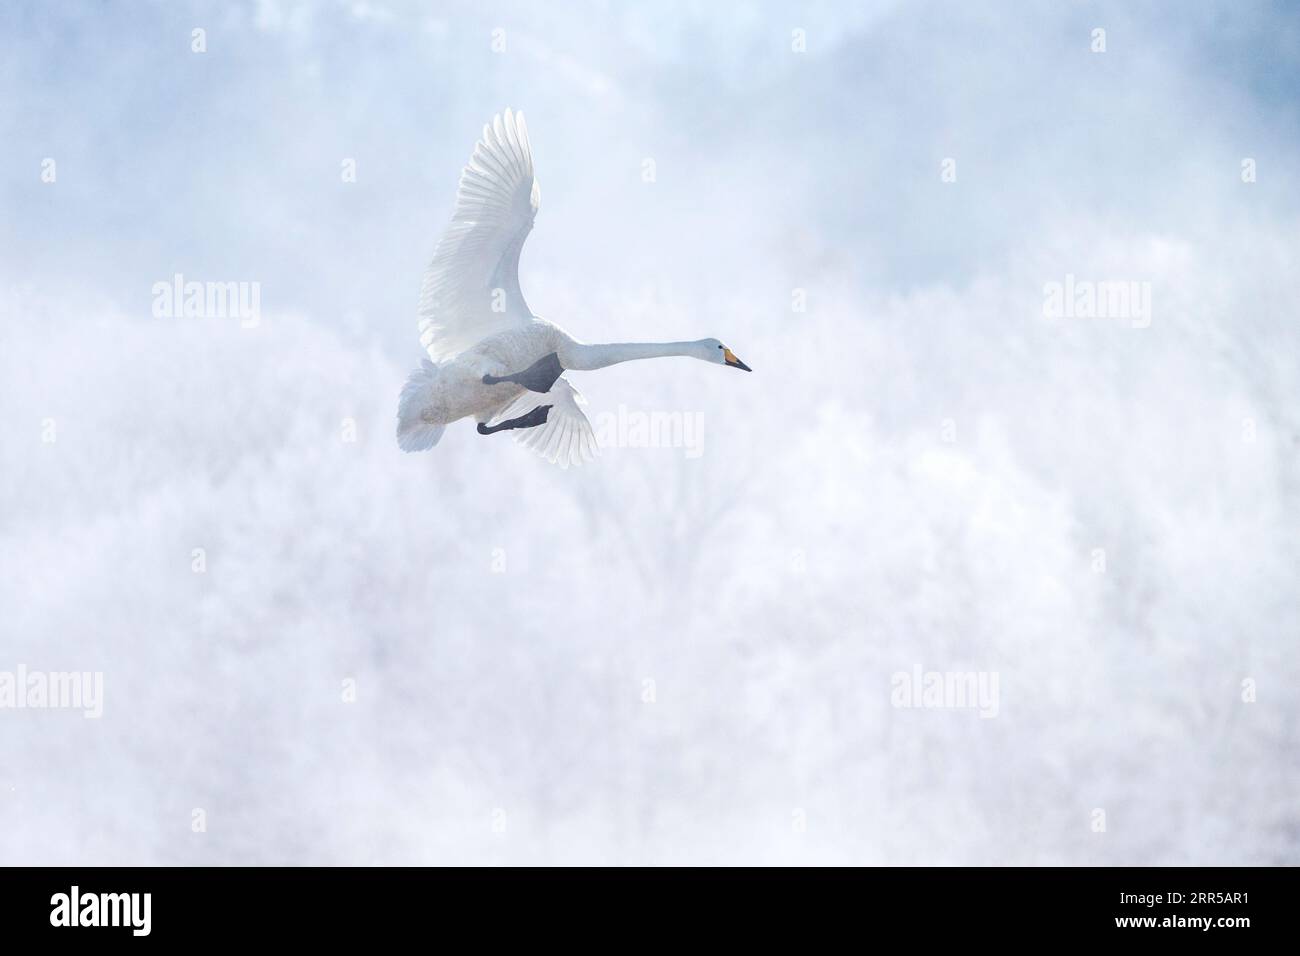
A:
[417,108,540,361]
[491,378,598,469]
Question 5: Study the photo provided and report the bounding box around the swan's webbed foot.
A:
[476,404,553,435]
[481,352,563,393]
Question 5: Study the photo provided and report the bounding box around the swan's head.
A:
[699,338,752,371]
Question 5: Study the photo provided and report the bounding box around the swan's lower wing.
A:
[490,377,598,469]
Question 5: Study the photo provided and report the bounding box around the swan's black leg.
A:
[477,404,552,435]
[482,352,563,393]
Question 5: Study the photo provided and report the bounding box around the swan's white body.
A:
[396,109,748,467]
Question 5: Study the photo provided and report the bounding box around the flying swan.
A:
[396,108,750,467]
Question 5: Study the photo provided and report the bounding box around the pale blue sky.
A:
[3,1,1296,349]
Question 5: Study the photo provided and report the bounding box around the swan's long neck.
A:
[564,341,703,371]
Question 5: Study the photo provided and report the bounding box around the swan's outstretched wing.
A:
[418,108,540,361]
[490,378,598,469]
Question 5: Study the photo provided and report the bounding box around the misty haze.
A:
[1,1,1297,865]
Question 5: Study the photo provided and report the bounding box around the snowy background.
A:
[1,0,1297,864]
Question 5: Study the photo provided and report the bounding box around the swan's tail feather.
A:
[396,360,447,452]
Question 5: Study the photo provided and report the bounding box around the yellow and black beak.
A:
[723,347,752,372]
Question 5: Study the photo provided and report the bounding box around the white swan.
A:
[396,108,750,468]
